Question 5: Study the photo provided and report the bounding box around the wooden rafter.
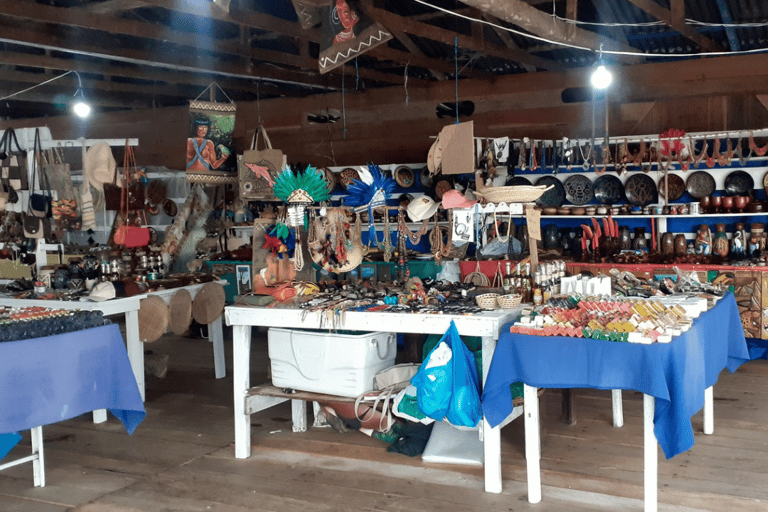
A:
[626,0,726,52]
[364,5,567,72]
[457,0,644,64]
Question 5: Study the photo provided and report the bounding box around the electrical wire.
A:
[411,0,768,58]
[0,70,83,102]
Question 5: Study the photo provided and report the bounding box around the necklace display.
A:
[579,142,593,170]
[368,207,394,262]
[397,209,429,245]
[705,138,717,168]
[690,137,708,168]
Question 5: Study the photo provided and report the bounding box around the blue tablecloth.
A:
[0,324,145,459]
[481,293,750,459]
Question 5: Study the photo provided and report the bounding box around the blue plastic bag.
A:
[411,321,482,428]
[412,340,453,420]
[445,322,482,427]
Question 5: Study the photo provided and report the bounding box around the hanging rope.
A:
[342,65,347,140]
[454,36,459,124]
[194,82,234,103]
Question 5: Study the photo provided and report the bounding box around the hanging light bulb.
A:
[72,72,91,118]
[590,44,613,90]
[73,90,91,118]
[591,65,612,90]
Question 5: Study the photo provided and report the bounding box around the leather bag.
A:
[0,128,29,190]
[29,129,52,218]
[238,126,286,201]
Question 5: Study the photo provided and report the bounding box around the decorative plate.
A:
[534,175,566,207]
[394,166,415,189]
[563,174,594,205]
[724,170,754,196]
[338,167,360,189]
[505,175,532,187]
[686,171,716,199]
[624,173,658,206]
[657,173,685,201]
[593,174,625,205]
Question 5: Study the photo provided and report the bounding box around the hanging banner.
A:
[318,0,392,74]
[186,100,237,184]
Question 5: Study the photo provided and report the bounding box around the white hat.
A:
[83,141,119,193]
[88,281,116,301]
[406,195,440,222]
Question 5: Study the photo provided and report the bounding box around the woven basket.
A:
[497,294,522,309]
[475,184,554,204]
[169,289,193,336]
[192,282,226,324]
[476,293,500,310]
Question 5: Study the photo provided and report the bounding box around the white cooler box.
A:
[268,328,397,397]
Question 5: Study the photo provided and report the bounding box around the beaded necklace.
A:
[690,137,708,168]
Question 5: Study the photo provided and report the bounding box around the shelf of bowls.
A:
[491,128,768,265]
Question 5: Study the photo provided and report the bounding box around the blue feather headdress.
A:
[344,163,396,213]
[344,163,397,248]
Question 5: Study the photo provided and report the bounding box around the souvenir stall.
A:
[208,121,767,512]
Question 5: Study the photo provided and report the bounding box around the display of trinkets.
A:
[509,294,702,344]
[0,306,107,342]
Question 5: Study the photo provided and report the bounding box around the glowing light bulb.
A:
[73,100,91,118]
[591,65,612,90]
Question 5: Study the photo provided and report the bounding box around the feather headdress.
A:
[273,165,332,205]
[344,163,396,213]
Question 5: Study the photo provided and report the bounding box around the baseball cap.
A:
[88,281,126,302]
[406,195,440,222]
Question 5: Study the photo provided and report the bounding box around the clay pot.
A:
[700,195,711,213]
[633,227,648,252]
[712,224,729,258]
[674,234,688,255]
[661,232,675,256]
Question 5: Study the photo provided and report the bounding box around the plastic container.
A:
[268,328,397,397]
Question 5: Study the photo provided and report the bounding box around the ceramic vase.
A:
[731,223,747,260]
[695,225,712,256]
[712,223,729,258]
[661,232,675,256]
[633,227,648,252]
[619,226,632,251]
[674,234,688,256]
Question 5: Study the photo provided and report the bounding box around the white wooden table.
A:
[224,305,520,465]
[1,280,228,411]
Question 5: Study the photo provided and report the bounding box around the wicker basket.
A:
[475,184,554,204]
[497,294,522,309]
[476,293,500,310]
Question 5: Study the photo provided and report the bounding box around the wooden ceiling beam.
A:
[388,30,447,80]
[0,21,335,90]
[626,0,726,53]
[80,0,150,14]
[481,13,535,72]
[364,5,566,72]
[457,0,644,64]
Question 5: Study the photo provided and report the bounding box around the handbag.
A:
[238,125,286,200]
[29,129,52,218]
[23,212,45,239]
[116,141,150,248]
[374,363,420,391]
[0,128,29,190]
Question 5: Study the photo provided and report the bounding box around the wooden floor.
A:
[1,324,767,512]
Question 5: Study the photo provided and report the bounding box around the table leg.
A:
[703,386,714,435]
[481,334,502,493]
[92,409,107,423]
[233,324,251,459]
[524,383,542,504]
[643,394,657,512]
[561,389,576,425]
[208,316,226,379]
[612,389,624,427]
[31,426,44,487]
[125,309,145,402]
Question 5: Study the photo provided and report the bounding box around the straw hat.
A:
[83,141,118,193]
[169,289,193,335]
[192,282,226,324]
[138,295,169,342]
